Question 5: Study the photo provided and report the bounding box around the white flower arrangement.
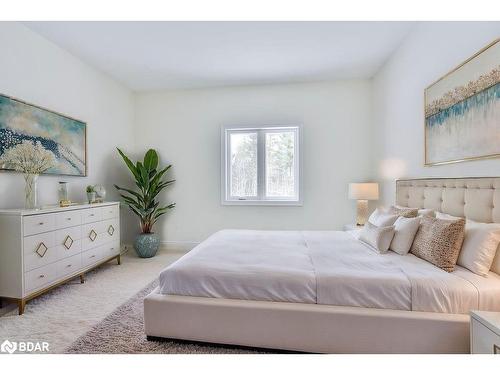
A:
[0,140,56,174]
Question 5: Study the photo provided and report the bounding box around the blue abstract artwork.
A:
[425,39,500,165]
[0,95,86,176]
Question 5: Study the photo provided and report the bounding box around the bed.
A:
[144,177,500,353]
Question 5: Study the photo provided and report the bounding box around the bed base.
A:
[144,287,470,354]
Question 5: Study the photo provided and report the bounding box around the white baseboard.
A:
[160,241,199,253]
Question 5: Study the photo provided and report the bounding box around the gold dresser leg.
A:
[80,274,85,284]
[18,299,25,315]
[117,254,121,265]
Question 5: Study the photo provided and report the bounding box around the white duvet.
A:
[158,230,500,314]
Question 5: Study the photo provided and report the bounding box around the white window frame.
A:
[221,124,302,206]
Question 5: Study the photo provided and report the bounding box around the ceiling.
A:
[25,22,416,91]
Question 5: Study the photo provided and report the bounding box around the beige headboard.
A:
[396,177,500,223]
[396,177,500,274]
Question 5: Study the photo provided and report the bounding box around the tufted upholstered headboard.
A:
[396,177,500,274]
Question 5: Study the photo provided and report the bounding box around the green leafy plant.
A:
[86,185,95,193]
[114,148,175,234]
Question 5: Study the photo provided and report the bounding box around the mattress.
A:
[158,229,500,314]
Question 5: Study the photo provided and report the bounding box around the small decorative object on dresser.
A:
[86,185,96,203]
[58,181,71,207]
[0,202,121,314]
[0,140,56,209]
[470,311,500,354]
[93,184,106,203]
[115,148,175,258]
[348,182,379,226]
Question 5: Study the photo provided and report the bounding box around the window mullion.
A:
[257,130,265,200]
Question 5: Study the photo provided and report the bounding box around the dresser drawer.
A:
[57,253,82,278]
[56,226,82,243]
[81,247,104,268]
[23,214,56,236]
[56,239,82,260]
[472,318,500,354]
[82,208,102,224]
[82,222,106,250]
[102,219,120,244]
[101,205,119,220]
[24,231,56,253]
[102,241,120,258]
[25,262,59,294]
[55,210,82,229]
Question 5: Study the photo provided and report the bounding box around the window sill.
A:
[222,200,303,206]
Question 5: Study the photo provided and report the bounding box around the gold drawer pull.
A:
[35,242,48,257]
[89,230,97,242]
[39,274,45,279]
[64,235,74,249]
[494,344,499,354]
[107,225,115,236]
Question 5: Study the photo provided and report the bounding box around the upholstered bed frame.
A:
[144,177,500,353]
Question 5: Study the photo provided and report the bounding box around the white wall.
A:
[135,81,375,243]
[373,22,500,205]
[0,22,136,241]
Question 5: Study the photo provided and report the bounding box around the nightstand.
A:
[470,311,500,354]
[343,224,364,231]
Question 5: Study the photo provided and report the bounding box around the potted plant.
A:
[114,148,175,258]
[86,185,96,203]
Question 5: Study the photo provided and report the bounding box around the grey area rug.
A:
[65,280,276,354]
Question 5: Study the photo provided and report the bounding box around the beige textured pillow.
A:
[359,221,395,254]
[410,216,466,272]
[388,206,418,218]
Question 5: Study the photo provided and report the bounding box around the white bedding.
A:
[158,229,500,314]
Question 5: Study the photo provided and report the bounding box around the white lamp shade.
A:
[348,183,379,200]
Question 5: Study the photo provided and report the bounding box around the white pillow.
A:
[359,221,395,254]
[368,208,398,227]
[389,216,421,255]
[436,212,500,276]
[458,220,500,276]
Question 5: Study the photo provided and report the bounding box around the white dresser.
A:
[471,311,500,354]
[0,202,121,314]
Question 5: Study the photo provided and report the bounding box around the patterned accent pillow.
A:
[410,216,466,272]
[389,206,418,218]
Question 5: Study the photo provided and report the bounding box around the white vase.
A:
[24,173,39,209]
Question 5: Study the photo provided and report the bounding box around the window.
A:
[221,125,301,205]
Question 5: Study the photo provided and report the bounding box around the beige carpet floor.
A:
[0,249,184,354]
[65,279,275,354]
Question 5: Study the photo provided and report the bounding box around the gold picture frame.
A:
[424,38,500,166]
[0,93,88,176]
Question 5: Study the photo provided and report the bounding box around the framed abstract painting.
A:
[424,38,500,166]
[0,94,87,176]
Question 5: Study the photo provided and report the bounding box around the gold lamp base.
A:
[356,199,369,226]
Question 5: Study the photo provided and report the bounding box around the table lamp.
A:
[348,183,379,226]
